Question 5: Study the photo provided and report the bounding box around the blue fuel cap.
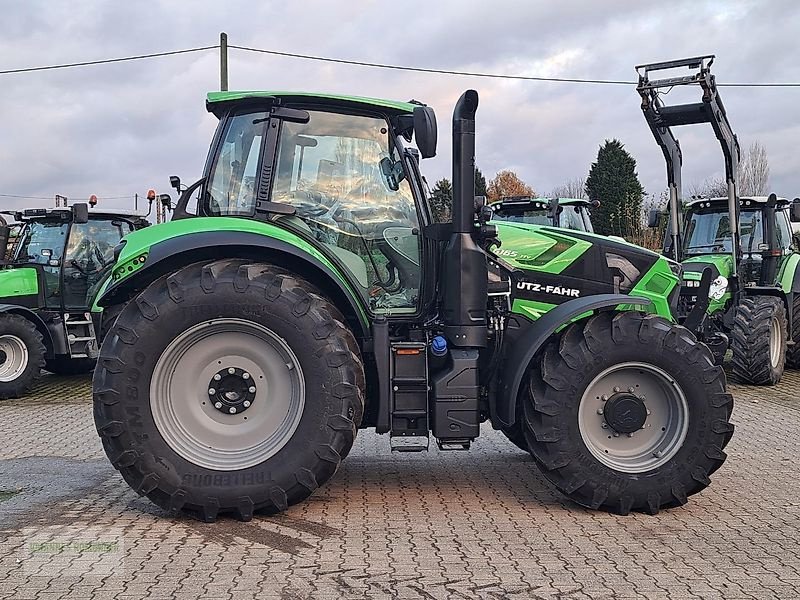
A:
[431,335,448,357]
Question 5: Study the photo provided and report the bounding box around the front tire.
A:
[730,296,787,385]
[522,311,733,515]
[0,313,46,399]
[93,260,365,521]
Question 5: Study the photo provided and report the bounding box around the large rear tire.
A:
[522,311,733,515]
[730,296,787,385]
[93,260,365,521]
[786,294,800,370]
[0,313,46,399]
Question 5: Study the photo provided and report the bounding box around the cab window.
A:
[205,110,269,216]
[273,110,421,313]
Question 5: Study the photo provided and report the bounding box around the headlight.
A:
[709,275,729,301]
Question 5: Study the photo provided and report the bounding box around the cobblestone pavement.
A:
[1,370,799,599]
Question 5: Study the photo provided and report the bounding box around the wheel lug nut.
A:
[229,407,237,414]
[653,450,663,458]
[228,368,236,375]
[627,432,634,438]
[628,387,635,393]
[597,408,604,415]
[208,388,216,395]
[213,374,221,381]
[601,423,607,429]
[613,387,620,393]
[601,395,608,402]
[243,400,251,408]
[248,386,256,393]
[214,401,222,409]
[242,372,250,380]
[613,432,619,437]
[646,409,651,415]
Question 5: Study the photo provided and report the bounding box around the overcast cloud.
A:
[1,0,799,213]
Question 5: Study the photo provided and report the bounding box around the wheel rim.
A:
[577,362,689,474]
[150,318,305,471]
[0,335,29,383]
[769,316,781,369]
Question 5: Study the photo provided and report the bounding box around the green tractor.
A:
[638,56,800,384]
[93,89,733,521]
[0,205,149,398]
[491,196,597,232]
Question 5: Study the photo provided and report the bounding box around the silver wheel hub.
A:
[769,317,781,369]
[0,335,29,383]
[150,319,305,471]
[578,362,689,474]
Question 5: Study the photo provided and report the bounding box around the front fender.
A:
[0,303,54,354]
[494,294,652,429]
[98,229,370,338]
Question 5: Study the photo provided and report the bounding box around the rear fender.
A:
[494,294,652,429]
[98,230,370,340]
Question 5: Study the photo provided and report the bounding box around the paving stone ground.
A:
[1,370,799,599]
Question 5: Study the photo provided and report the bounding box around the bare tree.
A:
[487,170,536,202]
[687,177,728,198]
[739,141,770,196]
[550,176,587,199]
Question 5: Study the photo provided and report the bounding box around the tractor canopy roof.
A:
[685,195,790,208]
[493,197,593,208]
[2,207,148,222]
[206,90,421,118]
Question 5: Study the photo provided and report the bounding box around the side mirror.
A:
[72,203,89,224]
[647,209,662,228]
[169,175,181,192]
[413,105,437,159]
[159,194,173,210]
[791,198,800,223]
[379,157,403,192]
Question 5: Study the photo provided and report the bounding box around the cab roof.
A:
[686,195,791,207]
[492,197,592,208]
[206,90,420,117]
[2,207,148,221]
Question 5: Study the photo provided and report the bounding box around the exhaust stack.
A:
[441,90,487,348]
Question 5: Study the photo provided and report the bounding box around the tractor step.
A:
[63,312,99,359]
[390,435,429,452]
[436,439,471,451]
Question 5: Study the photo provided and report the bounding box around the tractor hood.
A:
[493,221,678,321]
[681,254,734,280]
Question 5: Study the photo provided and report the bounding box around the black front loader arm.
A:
[494,294,652,430]
[636,55,741,270]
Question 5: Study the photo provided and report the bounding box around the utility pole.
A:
[135,193,138,211]
[220,32,228,91]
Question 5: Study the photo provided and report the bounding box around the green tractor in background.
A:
[0,205,149,398]
[93,88,732,521]
[491,196,598,233]
[638,56,800,385]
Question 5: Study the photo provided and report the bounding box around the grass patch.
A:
[0,489,20,503]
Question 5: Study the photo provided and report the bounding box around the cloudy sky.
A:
[1,0,799,214]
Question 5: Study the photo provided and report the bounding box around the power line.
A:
[230,45,634,86]
[1,40,799,88]
[230,44,800,88]
[0,46,216,75]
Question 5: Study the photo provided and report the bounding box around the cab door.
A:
[62,219,132,309]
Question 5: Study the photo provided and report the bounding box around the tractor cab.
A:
[0,205,150,397]
[3,206,148,311]
[491,196,596,232]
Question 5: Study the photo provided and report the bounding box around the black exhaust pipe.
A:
[441,90,487,348]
